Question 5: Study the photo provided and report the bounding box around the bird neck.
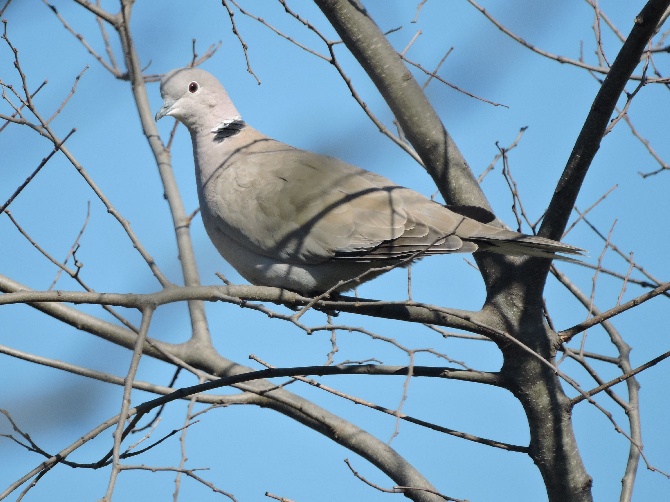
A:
[191,123,263,185]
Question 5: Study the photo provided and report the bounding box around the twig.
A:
[104,307,155,500]
[572,350,670,405]
[0,0,12,16]
[0,342,251,406]
[0,80,47,134]
[344,459,464,501]
[400,29,422,56]
[173,375,203,500]
[95,0,120,70]
[421,47,453,90]
[559,280,670,341]
[604,56,650,135]
[625,107,670,177]
[402,54,508,107]
[564,186,617,238]
[478,127,527,183]
[230,0,424,164]
[0,129,76,215]
[466,0,667,83]
[249,356,519,452]
[412,0,429,23]
[265,493,295,502]
[576,209,667,291]
[43,2,122,76]
[583,0,626,43]
[49,201,91,289]
[72,0,118,25]
[221,0,261,83]
[46,66,89,124]
[120,465,237,501]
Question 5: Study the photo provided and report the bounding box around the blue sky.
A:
[1,1,669,501]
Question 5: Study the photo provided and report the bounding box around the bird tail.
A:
[474,234,586,264]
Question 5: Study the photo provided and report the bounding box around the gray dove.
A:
[155,68,583,295]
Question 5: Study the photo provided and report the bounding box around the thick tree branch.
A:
[0,275,443,501]
[540,0,670,241]
[313,0,492,215]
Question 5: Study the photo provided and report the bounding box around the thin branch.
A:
[563,186,618,238]
[559,280,670,341]
[265,493,295,502]
[478,127,527,183]
[0,0,12,16]
[604,57,650,136]
[344,459,464,502]
[401,29,422,56]
[0,130,75,215]
[412,0,429,23]
[467,0,667,83]
[220,0,261,83]
[49,202,91,289]
[0,343,252,406]
[401,54,508,108]
[249,357,524,452]
[572,350,670,405]
[576,209,667,291]
[584,0,627,43]
[95,0,120,71]
[625,108,670,177]
[4,208,139,331]
[119,465,238,501]
[575,261,669,297]
[72,0,119,26]
[173,376,201,499]
[229,0,329,60]
[44,2,122,76]
[104,307,154,500]
[46,66,89,124]
[552,265,644,497]
[0,80,47,134]
[1,30,172,288]
[190,38,223,68]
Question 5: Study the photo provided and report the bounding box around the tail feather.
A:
[475,234,586,263]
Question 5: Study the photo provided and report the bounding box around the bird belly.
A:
[202,215,383,294]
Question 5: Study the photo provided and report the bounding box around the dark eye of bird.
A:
[188,81,199,93]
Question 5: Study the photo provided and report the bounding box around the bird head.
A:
[155,68,241,133]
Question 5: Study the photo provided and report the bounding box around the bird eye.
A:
[188,81,199,93]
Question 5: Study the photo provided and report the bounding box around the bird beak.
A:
[155,99,175,121]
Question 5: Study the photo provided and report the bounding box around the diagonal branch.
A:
[313,0,491,213]
[572,350,670,405]
[540,0,670,242]
[559,279,670,342]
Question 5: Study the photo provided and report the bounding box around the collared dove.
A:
[156,68,583,295]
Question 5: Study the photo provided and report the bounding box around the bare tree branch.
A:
[540,0,670,242]
[314,0,493,213]
[559,279,670,341]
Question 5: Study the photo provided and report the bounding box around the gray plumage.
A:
[156,68,583,294]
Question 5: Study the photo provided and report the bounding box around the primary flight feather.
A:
[156,68,583,294]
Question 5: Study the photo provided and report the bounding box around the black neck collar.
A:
[213,118,246,141]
